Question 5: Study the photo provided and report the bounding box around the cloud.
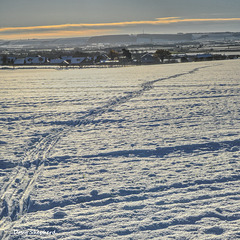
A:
[161,17,240,23]
[0,17,180,34]
[0,29,117,40]
[1,17,240,39]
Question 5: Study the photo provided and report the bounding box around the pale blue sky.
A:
[0,0,240,39]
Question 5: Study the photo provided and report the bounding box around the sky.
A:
[0,0,240,40]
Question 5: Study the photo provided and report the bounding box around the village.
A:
[0,47,239,68]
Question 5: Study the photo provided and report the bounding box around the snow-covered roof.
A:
[141,53,154,58]
[141,53,155,63]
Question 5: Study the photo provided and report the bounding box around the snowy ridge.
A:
[0,61,239,239]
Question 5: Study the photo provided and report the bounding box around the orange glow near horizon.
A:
[1,17,240,40]
[0,29,117,40]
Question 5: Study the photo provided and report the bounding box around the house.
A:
[141,53,157,64]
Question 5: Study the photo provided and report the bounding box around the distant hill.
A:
[0,37,89,50]
[87,35,137,44]
[87,33,193,45]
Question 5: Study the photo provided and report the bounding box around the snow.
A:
[0,60,239,239]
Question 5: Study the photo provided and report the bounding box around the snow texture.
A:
[0,60,240,239]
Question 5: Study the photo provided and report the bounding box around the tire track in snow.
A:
[0,130,65,239]
[0,65,210,238]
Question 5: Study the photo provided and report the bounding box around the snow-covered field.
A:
[0,60,239,239]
